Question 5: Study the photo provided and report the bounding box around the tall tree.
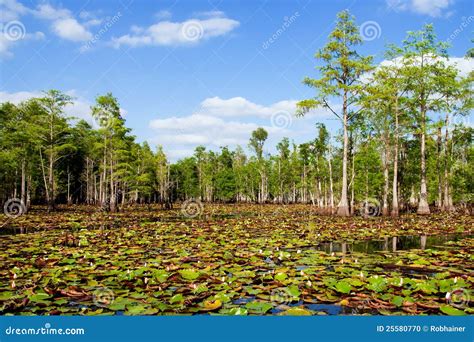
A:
[398,24,450,214]
[36,90,74,211]
[249,128,268,203]
[363,60,409,216]
[91,93,128,212]
[297,10,373,216]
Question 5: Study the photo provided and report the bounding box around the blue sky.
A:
[1,0,473,160]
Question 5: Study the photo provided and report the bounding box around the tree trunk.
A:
[48,144,54,211]
[327,153,335,214]
[417,107,430,215]
[436,126,442,209]
[110,156,117,212]
[350,150,355,216]
[391,99,399,217]
[21,159,26,211]
[67,166,72,205]
[443,113,455,212]
[337,107,350,216]
[102,135,108,209]
[382,137,390,216]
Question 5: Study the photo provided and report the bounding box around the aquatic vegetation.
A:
[0,204,472,316]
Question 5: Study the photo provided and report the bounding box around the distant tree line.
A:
[0,11,472,216]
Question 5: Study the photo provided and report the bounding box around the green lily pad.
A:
[439,305,466,316]
[245,301,273,314]
[279,307,313,316]
[275,273,288,282]
[179,269,200,280]
[335,281,352,294]
[169,294,184,304]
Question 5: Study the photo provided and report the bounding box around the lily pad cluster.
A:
[0,204,472,316]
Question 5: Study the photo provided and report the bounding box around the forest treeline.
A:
[0,11,473,216]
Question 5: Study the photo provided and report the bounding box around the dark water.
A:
[0,226,30,235]
[313,233,470,254]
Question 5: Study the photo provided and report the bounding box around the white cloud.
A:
[387,0,454,17]
[112,12,239,48]
[150,113,262,160]
[0,0,28,22]
[83,18,102,27]
[78,10,102,27]
[378,56,474,77]
[445,57,474,76]
[0,35,15,58]
[195,10,227,18]
[52,18,92,41]
[198,97,297,118]
[0,90,131,128]
[0,30,44,58]
[0,90,42,103]
[155,10,172,20]
[34,3,93,42]
[0,0,45,57]
[0,89,92,123]
[34,3,70,20]
[149,96,334,161]
[0,2,103,56]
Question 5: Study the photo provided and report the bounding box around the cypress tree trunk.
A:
[391,99,399,217]
[337,102,350,216]
[417,105,430,215]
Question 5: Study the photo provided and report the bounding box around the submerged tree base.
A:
[0,204,472,316]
